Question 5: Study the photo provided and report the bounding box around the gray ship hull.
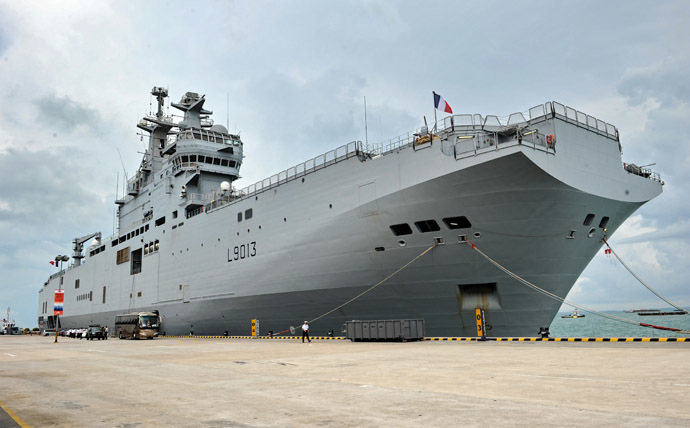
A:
[38,98,663,337]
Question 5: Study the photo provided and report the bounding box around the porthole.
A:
[588,227,596,238]
[398,240,407,247]
[329,204,332,209]
[473,232,481,239]
[284,218,287,222]
[301,178,305,183]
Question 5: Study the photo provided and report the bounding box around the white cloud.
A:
[614,214,657,240]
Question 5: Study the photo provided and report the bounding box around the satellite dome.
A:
[210,124,228,134]
[88,238,101,249]
[220,181,231,192]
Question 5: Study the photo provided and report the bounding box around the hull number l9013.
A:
[228,242,257,262]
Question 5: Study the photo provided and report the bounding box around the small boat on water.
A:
[561,309,585,318]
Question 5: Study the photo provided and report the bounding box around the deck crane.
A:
[72,232,102,267]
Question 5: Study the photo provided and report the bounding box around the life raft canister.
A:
[546,134,555,145]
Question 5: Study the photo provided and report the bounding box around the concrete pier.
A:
[0,335,688,427]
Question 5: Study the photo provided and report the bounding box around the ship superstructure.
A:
[38,88,663,337]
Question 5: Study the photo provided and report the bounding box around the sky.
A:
[0,0,688,328]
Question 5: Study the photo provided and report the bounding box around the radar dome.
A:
[210,124,229,134]
[220,181,231,192]
[88,238,101,249]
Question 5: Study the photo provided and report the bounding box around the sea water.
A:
[548,309,690,338]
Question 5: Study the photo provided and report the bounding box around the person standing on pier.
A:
[301,321,311,343]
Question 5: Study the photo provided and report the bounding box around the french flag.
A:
[433,92,453,114]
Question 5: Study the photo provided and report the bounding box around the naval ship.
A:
[37,87,663,337]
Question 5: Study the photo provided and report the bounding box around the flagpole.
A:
[364,96,368,147]
[432,92,437,133]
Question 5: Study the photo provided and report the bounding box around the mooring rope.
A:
[308,242,437,324]
[602,237,687,314]
[463,239,689,334]
[271,242,438,336]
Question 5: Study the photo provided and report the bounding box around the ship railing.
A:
[363,101,619,160]
[359,131,419,156]
[623,163,664,184]
[187,192,210,201]
[434,101,619,142]
[204,141,361,213]
[450,129,553,159]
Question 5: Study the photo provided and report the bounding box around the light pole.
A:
[53,255,69,343]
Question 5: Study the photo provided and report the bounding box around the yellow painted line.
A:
[0,399,31,428]
[158,335,689,342]
[158,335,344,340]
